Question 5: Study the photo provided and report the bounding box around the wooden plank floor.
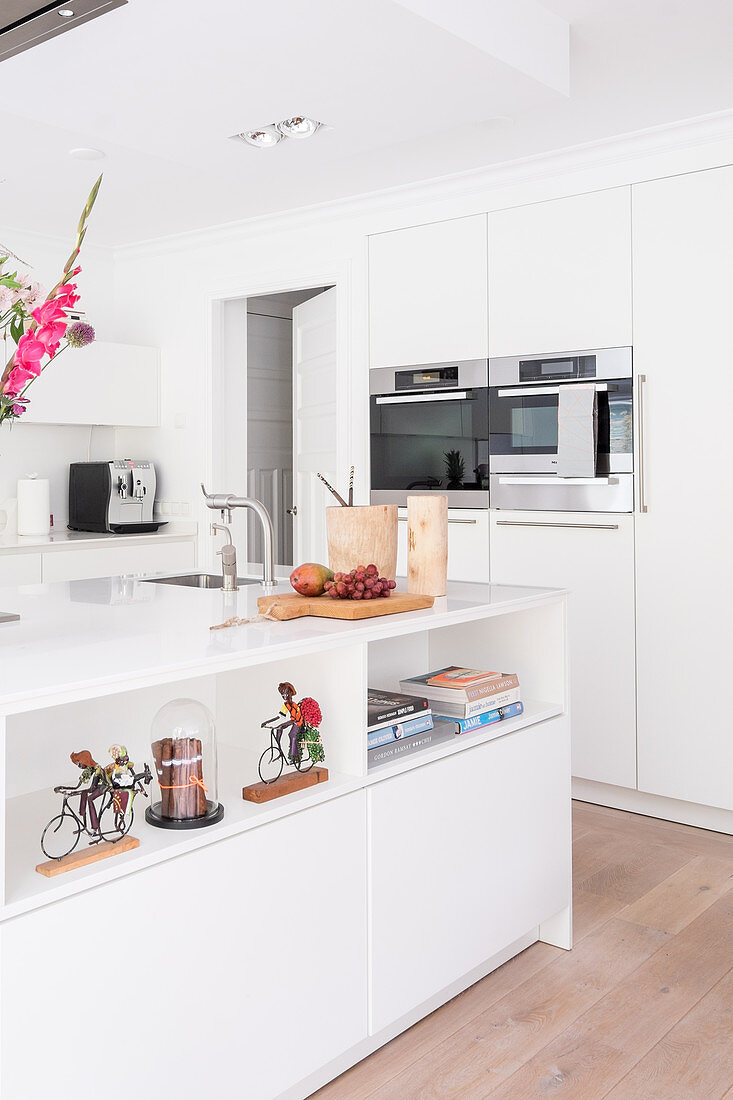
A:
[314,800,733,1099]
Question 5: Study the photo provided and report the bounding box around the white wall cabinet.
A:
[369,716,571,1032]
[490,511,636,788]
[488,187,632,357]
[397,508,489,583]
[633,166,733,811]
[23,341,160,426]
[369,215,488,368]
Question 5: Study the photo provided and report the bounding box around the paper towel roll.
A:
[17,475,50,536]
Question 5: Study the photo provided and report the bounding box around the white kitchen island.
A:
[0,576,571,1100]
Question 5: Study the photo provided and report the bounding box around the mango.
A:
[290,562,334,597]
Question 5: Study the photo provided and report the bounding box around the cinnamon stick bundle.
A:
[152,736,207,819]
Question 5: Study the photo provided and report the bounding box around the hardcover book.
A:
[368,721,455,768]
[426,666,504,688]
[437,700,524,735]
[431,686,522,719]
[400,669,520,703]
[367,688,430,729]
[367,712,434,748]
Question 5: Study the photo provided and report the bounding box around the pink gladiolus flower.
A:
[11,401,28,416]
[32,300,67,326]
[3,366,35,395]
[14,332,45,374]
[36,320,67,356]
[54,283,80,309]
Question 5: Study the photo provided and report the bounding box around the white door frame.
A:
[202,262,352,571]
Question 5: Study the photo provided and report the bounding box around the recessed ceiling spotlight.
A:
[69,147,106,161]
[240,126,282,149]
[276,116,321,140]
[57,8,75,17]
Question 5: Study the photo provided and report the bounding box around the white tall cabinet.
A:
[369,215,488,368]
[633,166,733,812]
[488,187,632,356]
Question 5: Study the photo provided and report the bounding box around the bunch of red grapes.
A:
[323,564,397,601]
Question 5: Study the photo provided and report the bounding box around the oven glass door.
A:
[489,379,632,473]
[370,389,489,492]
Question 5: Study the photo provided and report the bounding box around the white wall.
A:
[0,226,116,524]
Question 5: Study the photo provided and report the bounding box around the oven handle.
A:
[496,475,618,486]
[375,391,469,404]
[496,383,613,398]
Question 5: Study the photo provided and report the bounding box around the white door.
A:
[292,287,338,565]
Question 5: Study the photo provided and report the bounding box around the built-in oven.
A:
[489,347,633,512]
[370,360,489,508]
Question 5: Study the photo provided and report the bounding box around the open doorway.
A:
[245,287,330,567]
[212,282,337,574]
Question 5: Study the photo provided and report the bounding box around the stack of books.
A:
[367,689,453,767]
[399,666,523,735]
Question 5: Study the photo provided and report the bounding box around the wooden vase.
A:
[407,495,448,596]
[326,505,398,580]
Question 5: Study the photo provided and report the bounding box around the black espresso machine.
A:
[68,460,166,533]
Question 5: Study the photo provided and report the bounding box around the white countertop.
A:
[0,575,566,714]
[0,524,196,553]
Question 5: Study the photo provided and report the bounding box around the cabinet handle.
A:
[495,520,619,530]
[398,516,477,525]
[637,373,648,514]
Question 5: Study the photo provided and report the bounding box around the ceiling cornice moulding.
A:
[114,108,733,261]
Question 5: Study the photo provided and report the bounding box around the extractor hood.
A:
[0,0,127,63]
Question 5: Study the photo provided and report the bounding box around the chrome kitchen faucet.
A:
[201,484,278,590]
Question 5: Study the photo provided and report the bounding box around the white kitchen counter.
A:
[0,576,565,713]
[0,522,196,553]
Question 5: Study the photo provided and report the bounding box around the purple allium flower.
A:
[66,321,95,349]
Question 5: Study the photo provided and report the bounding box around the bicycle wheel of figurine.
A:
[258,746,283,784]
[41,812,81,860]
[294,746,314,773]
[99,800,134,842]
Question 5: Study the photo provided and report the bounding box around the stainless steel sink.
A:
[142,573,260,589]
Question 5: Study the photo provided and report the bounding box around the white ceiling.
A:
[1,0,733,246]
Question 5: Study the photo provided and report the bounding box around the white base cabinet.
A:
[490,511,636,788]
[633,166,733,812]
[1,792,368,1100]
[397,508,489,583]
[369,716,571,1033]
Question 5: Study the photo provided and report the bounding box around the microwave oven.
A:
[488,347,633,512]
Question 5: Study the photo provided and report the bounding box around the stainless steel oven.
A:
[370,360,489,508]
[489,347,633,512]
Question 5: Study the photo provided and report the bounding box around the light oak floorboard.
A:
[605,966,733,1099]
[312,803,733,1100]
[617,854,733,934]
[485,892,733,1097]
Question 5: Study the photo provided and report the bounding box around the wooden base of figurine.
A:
[242,767,329,804]
[35,834,140,877]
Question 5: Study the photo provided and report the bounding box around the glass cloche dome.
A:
[146,698,224,829]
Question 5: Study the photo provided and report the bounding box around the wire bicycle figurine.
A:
[40,747,153,861]
[258,682,325,784]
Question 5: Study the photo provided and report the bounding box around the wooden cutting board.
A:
[257,591,434,621]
